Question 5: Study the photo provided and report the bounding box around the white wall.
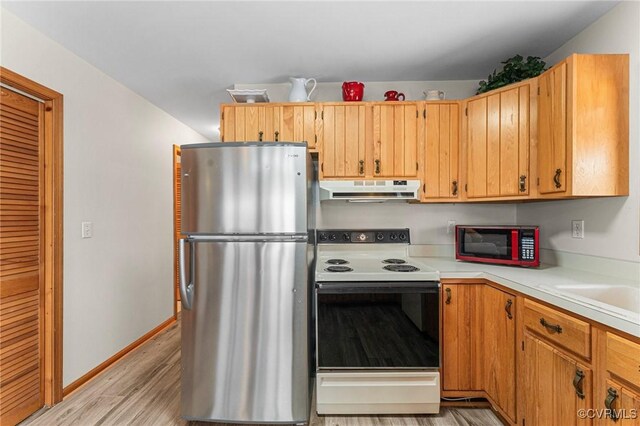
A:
[516,1,640,263]
[0,9,209,386]
[318,201,517,245]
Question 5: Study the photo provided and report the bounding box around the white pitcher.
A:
[289,77,317,102]
[424,90,445,100]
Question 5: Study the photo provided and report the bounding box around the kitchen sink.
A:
[550,284,640,314]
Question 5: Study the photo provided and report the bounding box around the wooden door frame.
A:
[1,67,64,405]
[172,144,180,318]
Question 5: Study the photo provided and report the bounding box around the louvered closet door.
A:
[0,87,44,425]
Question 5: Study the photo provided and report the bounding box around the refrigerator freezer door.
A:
[181,240,309,423]
[181,143,308,235]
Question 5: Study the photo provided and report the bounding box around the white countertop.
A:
[415,256,640,338]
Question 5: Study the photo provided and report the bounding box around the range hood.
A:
[319,180,421,202]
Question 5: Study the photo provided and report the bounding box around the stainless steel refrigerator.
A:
[179,142,315,424]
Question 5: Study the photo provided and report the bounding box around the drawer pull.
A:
[359,160,364,175]
[573,369,585,399]
[445,288,451,305]
[375,159,381,175]
[258,131,264,142]
[605,387,618,421]
[540,317,563,334]
[452,180,458,196]
[505,299,513,319]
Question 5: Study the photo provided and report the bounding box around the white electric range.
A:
[314,229,441,415]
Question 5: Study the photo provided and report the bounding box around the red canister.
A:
[342,82,365,101]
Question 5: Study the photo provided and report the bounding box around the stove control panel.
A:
[317,229,410,244]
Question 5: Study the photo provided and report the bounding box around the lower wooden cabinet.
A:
[441,283,483,391]
[600,382,640,426]
[523,332,593,425]
[483,285,517,423]
[441,281,517,423]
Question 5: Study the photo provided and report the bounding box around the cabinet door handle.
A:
[553,168,562,188]
[519,175,527,192]
[540,317,563,334]
[359,160,364,175]
[452,180,458,196]
[375,159,381,175]
[573,369,585,399]
[505,299,513,319]
[605,387,618,421]
[445,288,452,304]
[274,131,279,142]
[258,131,264,142]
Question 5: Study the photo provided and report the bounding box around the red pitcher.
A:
[342,82,364,101]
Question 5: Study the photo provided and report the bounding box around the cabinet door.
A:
[466,97,488,197]
[500,86,530,196]
[466,86,530,198]
[602,382,640,426]
[424,103,460,199]
[483,285,516,422]
[320,104,366,178]
[538,61,568,194]
[373,103,419,178]
[524,333,593,426]
[221,105,281,142]
[441,283,483,391]
[279,105,317,149]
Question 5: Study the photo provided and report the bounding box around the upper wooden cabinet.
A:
[218,53,629,200]
[464,79,534,200]
[318,103,368,179]
[279,104,318,150]
[220,103,318,150]
[537,54,629,197]
[319,102,420,180]
[423,102,460,200]
[221,104,279,142]
[372,103,420,178]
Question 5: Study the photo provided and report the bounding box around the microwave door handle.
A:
[511,230,519,261]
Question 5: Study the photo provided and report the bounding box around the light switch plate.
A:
[81,221,93,239]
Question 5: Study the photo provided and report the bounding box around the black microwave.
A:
[455,225,540,267]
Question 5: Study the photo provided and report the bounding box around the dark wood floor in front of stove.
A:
[22,320,503,426]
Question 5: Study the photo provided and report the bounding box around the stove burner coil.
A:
[382,258,406,264]
[326,259,349,265]
[325,265,353,273]
[383,264,419,272]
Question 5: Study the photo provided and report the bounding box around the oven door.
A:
[315,281,440,371]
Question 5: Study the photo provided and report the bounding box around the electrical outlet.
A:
[81,221,93,239]
[447,220,456,235]
[571,220,584,239]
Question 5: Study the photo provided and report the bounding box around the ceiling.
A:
[2,1,618,140]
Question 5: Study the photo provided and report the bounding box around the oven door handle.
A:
[316,282,440,294]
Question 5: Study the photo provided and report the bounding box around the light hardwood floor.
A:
[22,320,503,426]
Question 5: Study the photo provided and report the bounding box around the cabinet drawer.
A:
[523,299,591,358]
[606,332,640,387]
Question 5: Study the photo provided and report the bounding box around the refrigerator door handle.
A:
[179,239,194,310]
